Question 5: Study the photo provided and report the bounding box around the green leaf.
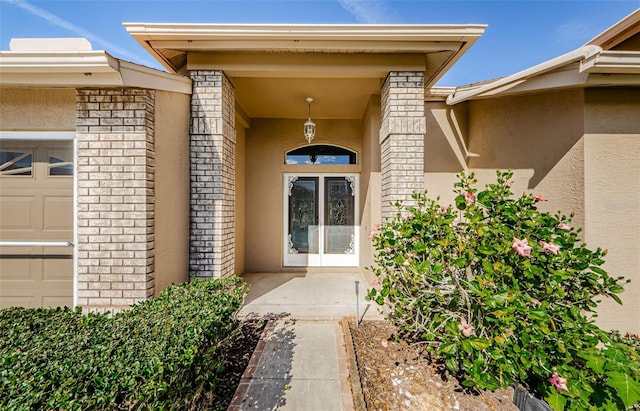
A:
[469,338,491,350]
[445,357,457,371]
[454,258,467,268]
[439,343,457,355]
[605,371,640,407]
[491,309,508,318]
[455,195,466,210]
[545,389,567,411]
[413,241,427,253]
[477,190,492,206]
[584,354,606,375]
[478,246,495,256]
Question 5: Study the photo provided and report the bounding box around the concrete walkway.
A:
[230,272,383,410]
[228,320,353,410]
[239,272,383,321]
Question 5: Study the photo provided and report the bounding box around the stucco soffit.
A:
[446,45,602,105]
[580,50,640,74]
[187,52,427,78]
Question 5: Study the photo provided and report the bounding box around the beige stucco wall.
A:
[153,90,191,293]
[359,95,382,283]
[584,88,640,334]
[0,87,76,130]
[235,120,246,275]
[245,118,362,272]
[423,102,468,205]
[466,90,586,228]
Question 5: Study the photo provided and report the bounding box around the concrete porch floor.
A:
[238,271,384,321]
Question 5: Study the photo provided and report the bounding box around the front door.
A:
[284,174,358,266]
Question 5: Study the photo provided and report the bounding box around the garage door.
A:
[0,139,73,308]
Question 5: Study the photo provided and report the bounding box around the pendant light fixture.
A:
[303,97,316,144]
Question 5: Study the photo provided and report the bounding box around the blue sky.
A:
[1,0,638,86]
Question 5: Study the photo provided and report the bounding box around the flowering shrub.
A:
[368,171,639,410]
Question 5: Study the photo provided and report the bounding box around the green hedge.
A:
[0,277,248,410]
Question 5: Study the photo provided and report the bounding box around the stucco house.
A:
[1,10,638,333]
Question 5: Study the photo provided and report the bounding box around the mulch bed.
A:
[345,320,518,411]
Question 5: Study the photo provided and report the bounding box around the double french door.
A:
[284,174,358,266]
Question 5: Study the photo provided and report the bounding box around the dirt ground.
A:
[348,320,518,411]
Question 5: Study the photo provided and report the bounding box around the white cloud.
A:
[4,0,149,64]
[336,0,396,24]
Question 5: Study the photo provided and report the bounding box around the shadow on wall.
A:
[425,90,586,189]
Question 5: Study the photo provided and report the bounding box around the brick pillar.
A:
[379,72,426,219]
[189,70,236,278]
[75,89,155,312]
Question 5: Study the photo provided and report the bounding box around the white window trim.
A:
[0,131,75,141]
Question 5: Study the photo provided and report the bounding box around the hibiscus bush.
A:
[367,170,639,410]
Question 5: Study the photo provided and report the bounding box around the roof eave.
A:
[0,49,191,94]
[124,23,487,76]
[446,45,603,105]
[580,50,640,74]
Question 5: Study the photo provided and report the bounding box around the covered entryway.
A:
[284,174,359,267]
[0,137,74,308]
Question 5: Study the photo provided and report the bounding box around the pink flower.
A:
[530,298,542,307]
[458,318,475,337]
[505,328,514,337]
[532,194,548,202]
[452,216,463,225]
[381,339,388,348]
[539,241,560,255]
[372,276,381,286]
[441,205,450,213]
[548,372,569,393]
[512,237,532,258]
[506,180,514,187]
[368,224,382,240]
[463,191,476,202]
[556,222,571,230]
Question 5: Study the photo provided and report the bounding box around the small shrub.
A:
[0,276,247,410]
[368,170,639,410]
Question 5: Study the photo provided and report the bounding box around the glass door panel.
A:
[324,177,355,254]
[288,177,318,254]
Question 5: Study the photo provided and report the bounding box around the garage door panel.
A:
[0,196,36,231]
[0,252,40,279]
[43,196,73,231]
[1,140,73,309]
[0,296,37,309]
[43,254,73,281]
[42,296,73,308]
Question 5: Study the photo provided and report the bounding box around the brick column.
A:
[379,72,426,219]
[75,89,155,312]
[189,70,236,278]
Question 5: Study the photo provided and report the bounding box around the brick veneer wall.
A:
[189,70,236,278]
[75,88,155,312]
[379,72,426,219]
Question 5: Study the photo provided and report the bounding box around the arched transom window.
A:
[285,145,357,165]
